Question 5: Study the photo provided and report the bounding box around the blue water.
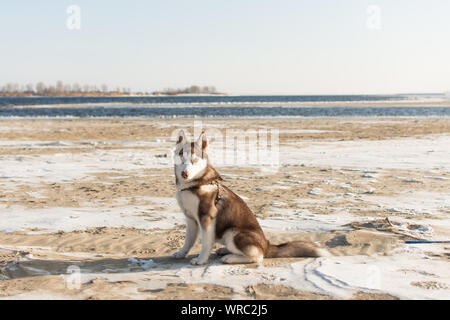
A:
[1,106,450,118]
[0,95,449,118]
[0,95,405,106]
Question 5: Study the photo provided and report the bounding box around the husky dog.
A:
[172,130,329,265]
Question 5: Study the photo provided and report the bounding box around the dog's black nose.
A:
[181,171,188,179]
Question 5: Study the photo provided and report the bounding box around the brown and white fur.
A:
[172,130,329,265]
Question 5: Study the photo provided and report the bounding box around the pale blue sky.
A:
[1,1,449,94]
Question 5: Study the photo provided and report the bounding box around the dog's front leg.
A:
[172,216,198,259]
[190,218,215,265]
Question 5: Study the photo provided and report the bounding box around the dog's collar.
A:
[213,180,224,205]
[177,179,219,192]
[177,180,224,205]
[177,183,199,192]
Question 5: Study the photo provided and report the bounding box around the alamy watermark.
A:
[64,265,81,290]
[365,265,381,290]
[171,121,280,170]
[66,5,81,30]
[366,5,381,30]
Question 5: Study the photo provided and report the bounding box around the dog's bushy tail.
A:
[265,241,331,258]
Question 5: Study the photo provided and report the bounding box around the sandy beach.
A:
[0,117,449,299]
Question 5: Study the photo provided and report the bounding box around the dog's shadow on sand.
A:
[3,254,228,281]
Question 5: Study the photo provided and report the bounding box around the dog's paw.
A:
[172,251,187,259]
[216,247,231,256]
[190,256,207,265]
[220,254,235,264]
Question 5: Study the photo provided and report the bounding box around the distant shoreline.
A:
[2,99,450,109]
[0,93,228,98]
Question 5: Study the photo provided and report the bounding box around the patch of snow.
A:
[0,197,183,234]
[281,135,450,170]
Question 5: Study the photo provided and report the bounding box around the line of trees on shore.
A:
[153,85,219,96]
[0,82,222,97]
[0,81,138,97]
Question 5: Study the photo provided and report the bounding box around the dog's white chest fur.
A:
[176,189,200,220]
[176,184,217,221]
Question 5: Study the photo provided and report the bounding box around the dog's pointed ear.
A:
[197,130,208,151]
[176,130,188,145]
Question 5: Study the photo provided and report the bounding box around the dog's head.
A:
[174,130,209,183]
